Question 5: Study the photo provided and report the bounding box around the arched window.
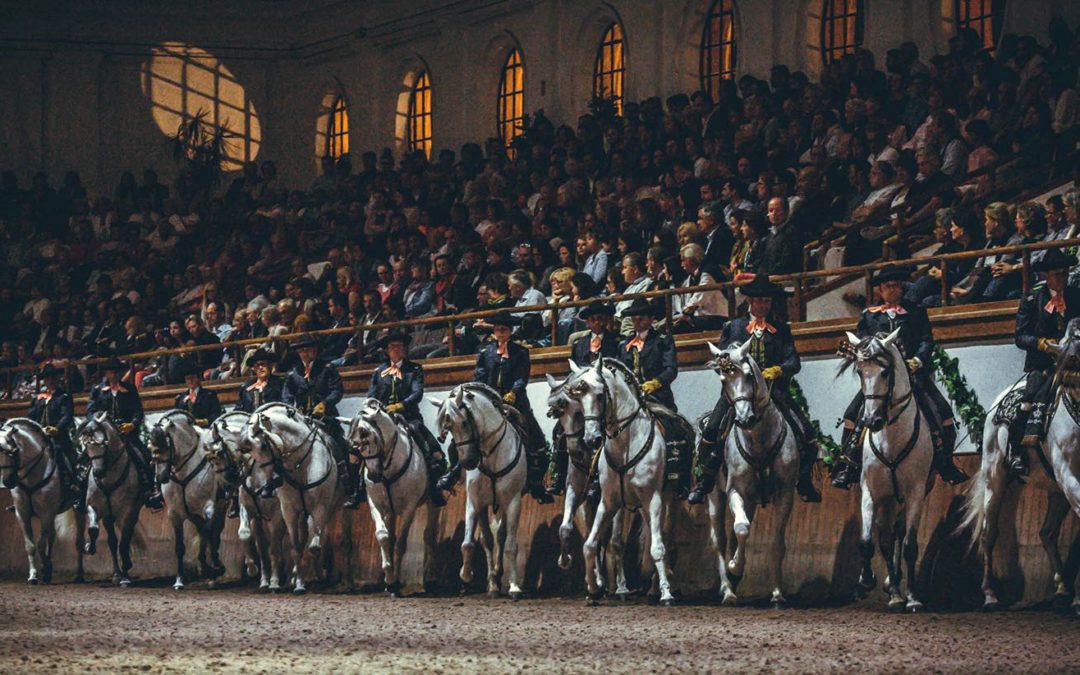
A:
[700,0,738,99]
[497,49,525,152]
[326,95,349,159]
[820,0,863,64]
[955,0,1005,50]
[592,23,625,115]
[408,70,433,158]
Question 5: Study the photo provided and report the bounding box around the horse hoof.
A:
[257,584,270,594]
[907,600,924,613]
[585,596,599,607]
[487,590,500,600]
[119,579,132,589]
[557,555,571,571]
[981,600,1000,612]
[857,574,877,593]
[615,592,631,602]
[173,583,184,591]
[84,543,96,555]
[509,590,523,601]
[293,587,307,596]
[721,592,738,607]
[888,596,906,611]
[660,597,675,608]
[459,585,470,597]
[770,598,788,610]
[26,578,38,586]
[646,594,660,606]
[1073,604,1080,618]
[1052,593,1072,610]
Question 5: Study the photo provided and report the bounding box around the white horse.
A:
[149,411,227,591]
[342,398,438,597]
[245,402,352,594]
[963,318,1080,613]
[430,383,527,599]
[205,411,287,593]
[77,414,144,587]
[546,372,629,600]
[704,340,799,607]
[840,329,936,611]
[0,419,85,585]
[567,358,675,606]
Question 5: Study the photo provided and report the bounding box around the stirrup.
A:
[831,462,859,489]
[797,473,822,503]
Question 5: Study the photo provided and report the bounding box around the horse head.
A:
[428,385,490,471]
[548,368,585,453]
[206,413,248,478]
[345,398,391,481]
[708,340,767,429]
[0,422,21,489]
[78,413,118,481]
[244,409,285,492]
[844,328,903,432]
[150,413,201,484]
[564,358,610,452]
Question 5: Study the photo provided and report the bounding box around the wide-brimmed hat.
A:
[487,312,520,328]
[178,360,203,379]
[378,329,413,347]
[1032,248,1076,273]
[870,264,911,287]
[737,275,787,298]
[248,347,279,365]
[579,300,615,319]
[622,298,662,318]
[100,357,126,372]
[289,333,320,349]
[38,363,64,379]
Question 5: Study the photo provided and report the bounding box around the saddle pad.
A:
[991,389,1025,427]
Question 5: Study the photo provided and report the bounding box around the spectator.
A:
[671,243,725,333]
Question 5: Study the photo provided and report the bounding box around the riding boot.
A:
[687,438,722,505]
[933,424,968,485]
[426,445,448,507]
[436,442,461,492]
[526,440,554,505]
[58,447,86,513]
[1019,402,1049,476]
[831,426,862,489]
[1006,408,1031,476]
[547,447,569,496]
[128,442,164,509]
[342,461,366,508]
[797,441,823,503]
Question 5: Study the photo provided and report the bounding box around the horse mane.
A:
[155,409,194,426]
[836,333,896,378]
[598,357,646,405]
[460,382,506,408]
[1053,317,1080,382]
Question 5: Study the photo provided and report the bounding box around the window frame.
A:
[497,48,525,153]
[408,70,433,158]
[592,23,625,115]
[954,0,1005,50]
[699,0,738,100]
[326,94,349,160]
[820,0,864,65]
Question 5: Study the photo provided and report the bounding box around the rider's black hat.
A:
[738,275,787,298]
[622,298,662,318]
[100,357,126,372]
[38,363,64,379]
[1032,248,1076,273]
[378,329,413,347]
[870,264,910,287]
[487,312,520,328]
[289,333,320,349]
[579,300,615,319]
[248,347,279,364]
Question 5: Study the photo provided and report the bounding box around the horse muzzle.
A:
[734,413,758,429]
[1,473,16,489]
[864,413,886,432]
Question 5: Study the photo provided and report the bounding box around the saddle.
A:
[499,403,531,446]
[991,388,1025,427]
[645,402,694,479]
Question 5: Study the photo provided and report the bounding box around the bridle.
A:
[151,412,207,488]
[0,424,54,494]
[713,352,771,423]
[78,418,133,502]
[351,403,411,486]
[856,344,922,503]
[442,388,520,492]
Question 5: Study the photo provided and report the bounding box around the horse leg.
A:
[980,461,1008,610]
[504,494,524,600]
[903,498,926,612]
[249,517,268,590]
[104,519,122,585]
[558,470,583,570]
[609,509,630,599]
[288,511,307,594]
[583,498,615,603]
[269,514,286,592]
[478,509,500,597]
[422,504,439,593]
[1040,491,1072,605]
[857,483,877,594]
[726,488,752,579]
[370,502,395,593]
[770,489,794,609]
[209,506,227,578]
[171,515,186,591]
[459,495,478,592]
[393,504,422,597]
[878,508,903,609]
[17,506,39,584]
[707,489,736,604]
[85,505,99,555]
[118,512,137,587]
[38,517,55,584]
[644,490,674,606]
[73,509,86,583]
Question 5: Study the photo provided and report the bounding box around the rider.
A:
[235,348,285,413]
[1008,249,1080,475]
[548,300,620,496]
[687,275,823,505]
[280,334,365,508]
[832,264,968,489]
[173,362,223,427]
[86,357,164,509]
[438,312,554,504]
[617,298,693,500]
[365,329,447,507]
[26,363,84,511]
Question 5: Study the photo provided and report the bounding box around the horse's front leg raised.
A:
[707,489,736,604]
[643,489,674,606]
[503,493,524,600]
[726,487,754,579]
[170,514,186,591]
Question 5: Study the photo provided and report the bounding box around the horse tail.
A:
[55,509,76,541]
[956,420,1005,554]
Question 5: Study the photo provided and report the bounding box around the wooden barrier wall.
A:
[2,456,1076,608]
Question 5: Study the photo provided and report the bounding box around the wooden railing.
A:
[3,236,1078,400]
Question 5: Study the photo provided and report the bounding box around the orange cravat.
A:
[1045,293,1066,315]
[37,392,52,401]
[383,363,403,379]
[625,336,645,352]
[246,380,267,392]
[187,389,198,403]
[747,318,777,334]
[496,342,509,358]
[590,335,602,353]
[869,303,907,315]
[303,364,313,380]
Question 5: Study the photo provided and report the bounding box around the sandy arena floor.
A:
[0,580,1076,673]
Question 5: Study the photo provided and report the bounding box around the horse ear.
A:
[336,416,352,426]
[846,331,860,346]
[94,411,107,424]
[546,373,560,390]
[881,327,902,348]
[455,386,465,408]
[568,360,583,375]
[737,340,753,359]
[708,342,723,356]
[427,396,445,409]
[593,356,603,375]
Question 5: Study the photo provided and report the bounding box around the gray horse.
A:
[1,418,85,584]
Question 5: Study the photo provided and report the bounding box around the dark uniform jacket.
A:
[721,315,800,387]
[367,360,425,422]
[235,376,285,413]
[856,300,934,368]
[28,390,75,448]
[173,387,224,424]
[1016,286,1080,372]
[283,359,344,418]
[87,380,145,428]
[570,330,620,366]
[756,223,803,276]
[618,328,678,410]
[474,340,532,410]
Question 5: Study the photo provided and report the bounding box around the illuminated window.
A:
[592,23,625,115]
[820,0,863,64]
[955,0,1005,50]
[327,95,349,159]
[700,0,738,99]
[498,49,525,152]
[142,42,261,170]
[408,71,433,158]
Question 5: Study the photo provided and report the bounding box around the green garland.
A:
[930,346,986,447]
[788,378,843,467]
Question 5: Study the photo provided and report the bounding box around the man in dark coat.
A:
[549,301,619,495]
[27,363,83,509]
[832,265,968,488]
[438,313,554,504]
[365,330,447,506]
[235,348,285,413]
[617,298,693,499]
[280,334,364,507]
[756,197,804,276]
[687,275,822,504]
[86,357,163,509]
[173,363,223,427]
[1007,249,1080,475]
